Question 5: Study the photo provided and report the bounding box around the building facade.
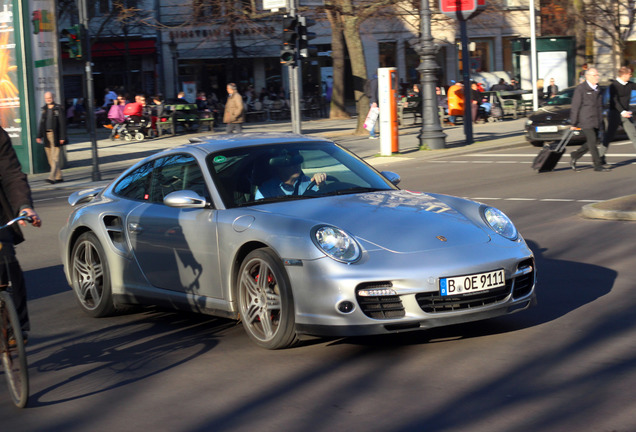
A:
[58,0,636,107]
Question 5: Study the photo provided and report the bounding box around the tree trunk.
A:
[325,8,350,119]
[571,0,587,70]
[341,1,369,134]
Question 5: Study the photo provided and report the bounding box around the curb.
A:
[581,194,636,221]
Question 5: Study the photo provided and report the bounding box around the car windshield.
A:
[207,141,397,208]
[544,88,574,106]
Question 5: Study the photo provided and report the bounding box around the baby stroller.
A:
[121,115,154,141]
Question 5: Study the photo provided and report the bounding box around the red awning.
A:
[62,39,156,59]
[91,40,156,57]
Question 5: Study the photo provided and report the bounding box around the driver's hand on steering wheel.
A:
[311,172,327,186]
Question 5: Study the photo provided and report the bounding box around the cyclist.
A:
[0,126,42,343]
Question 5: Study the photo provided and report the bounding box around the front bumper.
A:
[525,125,583,144]
[288,242,536,338]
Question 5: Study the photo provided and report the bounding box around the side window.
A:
[149,154,208,204]
[112,161,153,201]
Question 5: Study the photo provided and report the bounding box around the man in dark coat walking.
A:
[36,92,67,184]
[569,68,609,172]
[0,126,42,338]
[600,66,636,162]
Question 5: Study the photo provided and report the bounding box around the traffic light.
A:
[61,25,82,59]
[280,16,298,66]
[298,16,318,58]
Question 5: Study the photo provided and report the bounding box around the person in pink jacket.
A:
[107,95,126,125]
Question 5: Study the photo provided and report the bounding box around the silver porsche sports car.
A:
[60,133,536,349]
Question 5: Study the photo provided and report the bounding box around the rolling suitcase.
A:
[532,129,578,173]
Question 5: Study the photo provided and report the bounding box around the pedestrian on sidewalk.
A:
[544,78,559,99]
[223,83,245,133]
[600,66,636,163]
[364,74,378,139]
[107,94,126,125]
[569,67,609,172]
[102,87,118,107]
[36,92,67,184]
[447,81,464,126]
[0,125,43,339]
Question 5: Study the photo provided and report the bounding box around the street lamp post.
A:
[415,0,446,150]
[78,0,101,181]
[168,38,179,97]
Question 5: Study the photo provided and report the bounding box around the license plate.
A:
[536,125,558,133]
[440,269,505,296]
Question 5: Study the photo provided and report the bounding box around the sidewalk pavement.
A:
[28,116,635,221]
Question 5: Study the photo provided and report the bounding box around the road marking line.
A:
[540,198,575,202]
[372,157,414,165]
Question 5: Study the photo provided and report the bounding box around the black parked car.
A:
[524,85,636,147]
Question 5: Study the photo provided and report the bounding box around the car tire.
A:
[237,248,298,349]
[529,140,543,147]
[70,232,116,317]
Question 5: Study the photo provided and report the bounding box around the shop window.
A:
[458,39,493,74]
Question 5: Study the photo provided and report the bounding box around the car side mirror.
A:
[164,190,208,208]
[381,171,401,186]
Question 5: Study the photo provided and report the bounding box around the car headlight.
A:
[482,207,518,240]
[312,226,361,263]
[526,119,533,126]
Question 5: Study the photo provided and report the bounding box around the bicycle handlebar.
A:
[0,213,34,230]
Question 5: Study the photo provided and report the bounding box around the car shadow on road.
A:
[24,265,71,300]
[26,309,236,407]
[332,238,616,348]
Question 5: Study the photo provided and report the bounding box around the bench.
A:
[197,114,215,131]
[157,105,215,136]
[398,97,422,125]
[246,100,266,122]
[157,116,175,137]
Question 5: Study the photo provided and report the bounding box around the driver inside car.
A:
[254,151,327,199]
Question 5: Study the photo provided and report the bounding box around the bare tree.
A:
[322,0,403,133]
[574,0,636,69]
[324,4,349,119]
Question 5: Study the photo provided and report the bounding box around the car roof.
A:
[179,132,334,154]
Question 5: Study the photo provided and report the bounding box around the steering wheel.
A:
[301,175,338,196]
[302,180,318,196]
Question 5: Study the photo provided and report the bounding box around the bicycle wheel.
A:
[0,291,29,408]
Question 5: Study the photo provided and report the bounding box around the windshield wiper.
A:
[323,187,386,196]
[249,194,318,205]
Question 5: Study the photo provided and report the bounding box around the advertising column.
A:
[29,0,61,173]
[0,0,61,174]
[0,1,23,148]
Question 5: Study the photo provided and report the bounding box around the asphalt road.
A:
[2,141,636,431]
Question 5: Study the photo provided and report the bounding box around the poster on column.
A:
[29,0,61,121]
[538,51,568,93]
[28,0,62,174]
[0,1,21,140]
